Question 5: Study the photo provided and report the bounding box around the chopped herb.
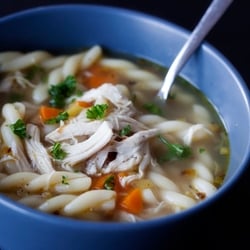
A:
[9,119,27,139]
[104,175,115,190]
[158,135,192,161]
[143,102,162,116]
[61,175,69,185]
[51,142,67,160]
[48,75,77,108]
[25,65,46,81]
[75,89,83,97]
[45,111,69,124]
[199,148,206,153]
[119,124,132,137]
[86,104,108,120]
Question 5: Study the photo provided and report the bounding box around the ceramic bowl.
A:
[0,4,249,250]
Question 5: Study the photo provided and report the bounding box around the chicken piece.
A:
[78,83,136,116]
[46,84,138,143]
[104,128,159,172]
[61,121,113,168]
[85,128,159,177]
[45,119,102,143]
[107,114,148,132]
[2,140,32,174]
[25,124,54,174]
[1,122,32,173]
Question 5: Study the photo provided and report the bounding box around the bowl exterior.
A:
[0,4,250,250]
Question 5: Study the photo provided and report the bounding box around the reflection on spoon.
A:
[157,0,234,101]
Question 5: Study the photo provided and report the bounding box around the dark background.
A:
[1,0,250,247]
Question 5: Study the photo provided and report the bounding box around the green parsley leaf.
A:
[86,104,108,120]
[49,75,77,108]
[158,135,192,161]
[25,65,46,81]
[104,175,115,190]
[9,119,27,139]
[199,148,206,153]
[143,102,162,116]
[119,124,132,137]
[51,142,67,160]
[45,111,69,124]
[61,175,69,185]
[75,89,83,97]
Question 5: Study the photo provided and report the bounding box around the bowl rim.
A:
[0,3,250,229]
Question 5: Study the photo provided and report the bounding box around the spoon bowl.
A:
[157,0,234,101]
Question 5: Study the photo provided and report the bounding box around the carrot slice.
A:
[92,172,130,193]
[91,174,114,190]
[83,64,118,88]
[119,188,143,214]
[39,105,62,121]
[77,101,93,108]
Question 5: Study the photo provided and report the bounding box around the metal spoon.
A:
[156,0,234,101]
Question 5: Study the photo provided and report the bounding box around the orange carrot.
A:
[83,64,118,88]
[39,105,62,121]
[91,172,130,193]
[91,174,114,190]
[119,188,143,214]
[77,101,93,108]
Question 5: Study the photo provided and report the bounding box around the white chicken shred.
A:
[61,121,113,168]
[25,124,54,174]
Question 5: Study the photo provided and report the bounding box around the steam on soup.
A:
[0,45,229,222]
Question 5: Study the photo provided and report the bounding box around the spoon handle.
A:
[157,0,234,100]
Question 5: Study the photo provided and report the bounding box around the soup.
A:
[0,45,229,222]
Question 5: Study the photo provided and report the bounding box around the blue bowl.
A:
[0,4,250,250]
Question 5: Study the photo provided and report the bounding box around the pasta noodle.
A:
[0,45,230,222]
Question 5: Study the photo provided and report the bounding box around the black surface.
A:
[1,0,250,247]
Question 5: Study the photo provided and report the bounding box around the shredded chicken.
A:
[25,124,54,174]
[0,122,32,173]
[61,121,113,168]
[45,119,102,143]
[3,142,32,173]
[78,83,136,116]
[85,129,159,176]
[45,114,147,143]
[101,128,158,174]
[107,114,148,132]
